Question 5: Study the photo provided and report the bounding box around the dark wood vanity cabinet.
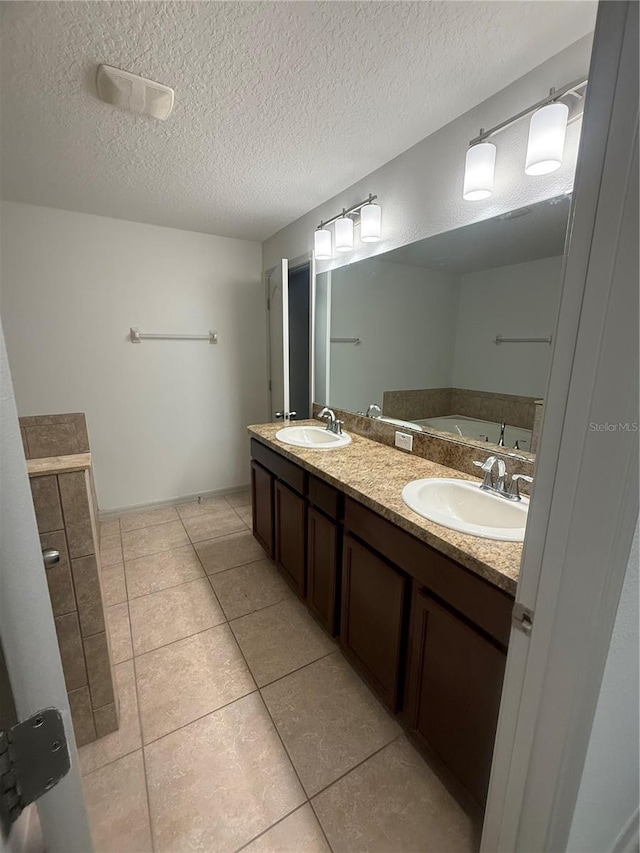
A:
[405,588,507,804]
[274,480,306,596]
[341,533,408,711]
[250,436,513,807]
[251,460,274,557]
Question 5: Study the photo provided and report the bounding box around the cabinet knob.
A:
[42,548,60,569]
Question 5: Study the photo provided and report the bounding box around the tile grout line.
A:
[222,620,321,851]
[140,686,260,750]
[310,731,406,802]
[131,645,159,852]
[232,802,332,853]
[101,521,157,852]
[124,554,267,603]
[255,647,339,692]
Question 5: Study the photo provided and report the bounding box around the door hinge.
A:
[267,297,271,311]
[268,379,272,391]
[512,602,534,636]
[1,709,70,838]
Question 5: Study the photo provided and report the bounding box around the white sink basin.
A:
[402,478,529,541]
[275,425,351,450]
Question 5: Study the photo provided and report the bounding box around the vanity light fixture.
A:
[314,226,332,260]
[335,212,354,252]
[360,200,382,242]
[525,101,569,175]
[463,140,497,201]
[313,194,381,259]
[463,77,587,200]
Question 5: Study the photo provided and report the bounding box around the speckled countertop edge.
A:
[27,452,92,477]
[248,421,521,596]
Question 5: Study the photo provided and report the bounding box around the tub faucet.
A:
[498,421,506,447]
[318,406,344,435]
[366,404,382,418]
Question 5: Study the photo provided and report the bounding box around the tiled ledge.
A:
[27,452,92,478]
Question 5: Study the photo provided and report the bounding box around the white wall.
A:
[0,202,266,510]
[567,520,639,853]
[328,258,458,413]
[452,256,564,398]
[263,36,592,273]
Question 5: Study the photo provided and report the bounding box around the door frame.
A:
[265,253,313,420]
[482,3,639,849]
[0,321,93,852]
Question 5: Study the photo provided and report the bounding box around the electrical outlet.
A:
[395,431,413,452]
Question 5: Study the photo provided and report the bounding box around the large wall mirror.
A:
[313,194,571,456]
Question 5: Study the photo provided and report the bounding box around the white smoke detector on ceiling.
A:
[96,65,174,121]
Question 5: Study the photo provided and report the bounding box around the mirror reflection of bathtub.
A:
[414,415,531,449]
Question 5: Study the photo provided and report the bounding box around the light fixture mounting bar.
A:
[318,194,378,230]
[469,77,588,146]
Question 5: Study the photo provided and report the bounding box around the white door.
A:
[267,259,292,419]
[0,320,93,852]
[482,2,639,850]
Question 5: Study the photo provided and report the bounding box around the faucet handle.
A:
[473,456,496,489]
[509,474,534,500]
[473,456,496,472]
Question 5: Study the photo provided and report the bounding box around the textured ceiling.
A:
[0,1,596,241]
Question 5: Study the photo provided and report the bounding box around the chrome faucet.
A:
[365,403,382,418]
[318,406,344,435]
[497,421,506,447]
[473,455,532,501]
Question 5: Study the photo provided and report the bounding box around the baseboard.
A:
[99,484,250,519]
[613,808,639,853]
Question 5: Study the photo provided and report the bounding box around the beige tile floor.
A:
[84,488,477,853]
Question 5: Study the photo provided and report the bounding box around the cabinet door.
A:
[274,480,306,597]
[251,461,274,558]
[341,533,407,710]
[307,507,340,635]
[407,589,506,804]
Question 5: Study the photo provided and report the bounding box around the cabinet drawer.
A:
[251,438,306,495]
[308,475,341,520]
[344,497,512,647]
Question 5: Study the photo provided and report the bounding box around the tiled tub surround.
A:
[382,387,539,432]
[27,454,119,746]
[20,412,90,459]
[80,491,476,853]
[268,420,524,594]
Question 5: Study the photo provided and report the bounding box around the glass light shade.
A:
[360,202,381,242]
[314,228,332,260]
[463,142,496,201]
[334,216,354,252]
[525,102,569,176]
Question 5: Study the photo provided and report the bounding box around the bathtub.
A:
[414,415,532,450]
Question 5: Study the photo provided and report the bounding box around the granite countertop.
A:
[27,452,92,477]
[248,421,522,595]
